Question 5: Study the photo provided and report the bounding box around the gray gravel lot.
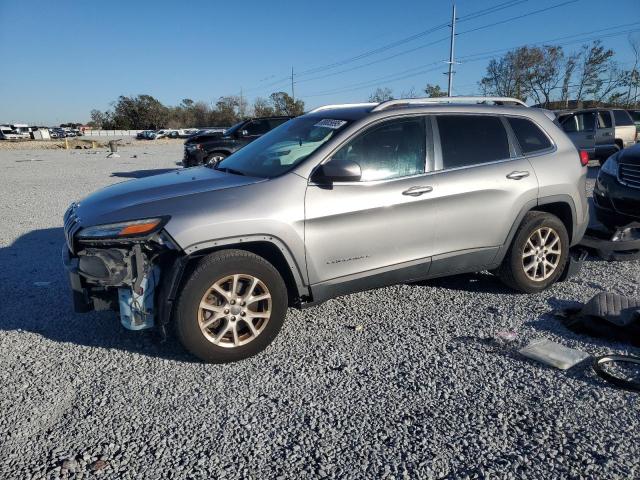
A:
[0,145,638,479]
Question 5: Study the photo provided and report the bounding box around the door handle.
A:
[586,135,594,139]
[402,185,433,196]
[602,132,613,137]
[506,171,530,180]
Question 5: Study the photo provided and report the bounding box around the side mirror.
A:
[314,159,362,183]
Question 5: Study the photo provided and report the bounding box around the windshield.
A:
[215,116,350,178]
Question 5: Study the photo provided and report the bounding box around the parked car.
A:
[136,130,156,140]
[593,143,640,229]
[557,108,637,163]
[63,97,589,363]
[178,128,204,138]
[182,117,291,167]
[50,128,67,138]
[0,125,21,140]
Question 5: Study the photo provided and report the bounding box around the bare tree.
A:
[479,48,531,100]
[574,41,615,102]
[368,87,394,102]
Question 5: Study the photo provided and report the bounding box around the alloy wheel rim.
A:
[522,227,562,281]
[198,274,272,348]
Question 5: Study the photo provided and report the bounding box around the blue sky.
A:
[1,0,639,125]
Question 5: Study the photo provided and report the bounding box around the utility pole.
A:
[291,66,295,102]
[446,3,457,96]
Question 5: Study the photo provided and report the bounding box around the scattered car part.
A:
[518,338,589,370]
[578,223,640,261]
[557,292,640,347]
[592,355,640,392]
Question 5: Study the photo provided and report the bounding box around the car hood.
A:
[186,132,226,144]
[618,144,640,165]
[74,167,264,226]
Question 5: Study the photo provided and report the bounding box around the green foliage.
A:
[424,84,447,98]
[91,92,305,129]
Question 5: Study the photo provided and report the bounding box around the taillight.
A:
[579,150,589,167]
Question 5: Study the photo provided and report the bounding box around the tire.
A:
[205,152,227,166]
[174,249,288,363]
[498,211,569,294]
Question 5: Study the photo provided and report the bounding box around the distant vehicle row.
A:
[136,128,226,140]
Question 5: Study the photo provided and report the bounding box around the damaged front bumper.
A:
[62,233,179,331]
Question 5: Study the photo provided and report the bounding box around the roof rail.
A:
[309,103,378,114]
[372,96,527,112]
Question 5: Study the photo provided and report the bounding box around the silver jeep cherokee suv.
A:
[63,97,589,363]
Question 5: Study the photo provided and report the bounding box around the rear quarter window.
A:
[507,117,552,154]
[612,110,634,126]
[437,115,510,169]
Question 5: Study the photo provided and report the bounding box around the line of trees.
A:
[89,92,305,130]
[479,39,639,108]
[369,39,639,109]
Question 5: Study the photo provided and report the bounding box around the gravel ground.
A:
[0,137,184,150]
[0,145,638,479]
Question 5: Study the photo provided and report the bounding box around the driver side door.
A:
[304,116,437,293]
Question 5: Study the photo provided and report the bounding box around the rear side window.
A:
[437,115,510,169]
[598,111,612,128]
[508,117,552,154]
[561,112,595,132]
[612,110,634,126]
[630,110,640,122]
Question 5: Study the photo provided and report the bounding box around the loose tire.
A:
[498,212,569,293]
[175,250,288,363]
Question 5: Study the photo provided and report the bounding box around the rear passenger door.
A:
[425,114,539,271]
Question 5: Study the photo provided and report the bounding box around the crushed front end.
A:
[62,202,180,331]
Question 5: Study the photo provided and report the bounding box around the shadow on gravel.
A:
[414,272,513,295]
[0,227,194,362]
[111,168,178,179]
[587,165,600,180]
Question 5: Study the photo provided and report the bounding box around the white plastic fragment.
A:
[519,338,589,370]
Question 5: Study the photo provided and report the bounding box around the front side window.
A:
[216,116,350,178]
[508,117,552,154]
[612,110,634,126]
[437,115,510,169]
[331,117,426,181]
[244,120,270,136]
[268,118,289,129]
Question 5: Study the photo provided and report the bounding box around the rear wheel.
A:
[175,250,287,363]
[498,212,569,293]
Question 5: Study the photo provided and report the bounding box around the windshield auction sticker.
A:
[314,119,347,129]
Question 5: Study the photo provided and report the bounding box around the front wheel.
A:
[498,212,569,293]
[175,250,288,363]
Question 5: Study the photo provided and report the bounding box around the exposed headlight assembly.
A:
[599,155,619,177]
[77,217,169,240]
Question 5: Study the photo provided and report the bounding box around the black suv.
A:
[183,116,291,167]
[594,143,640,229]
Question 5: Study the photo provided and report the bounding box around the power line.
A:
[457,0,579,36]
[300,26,640,99]
[238,0,532,95]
